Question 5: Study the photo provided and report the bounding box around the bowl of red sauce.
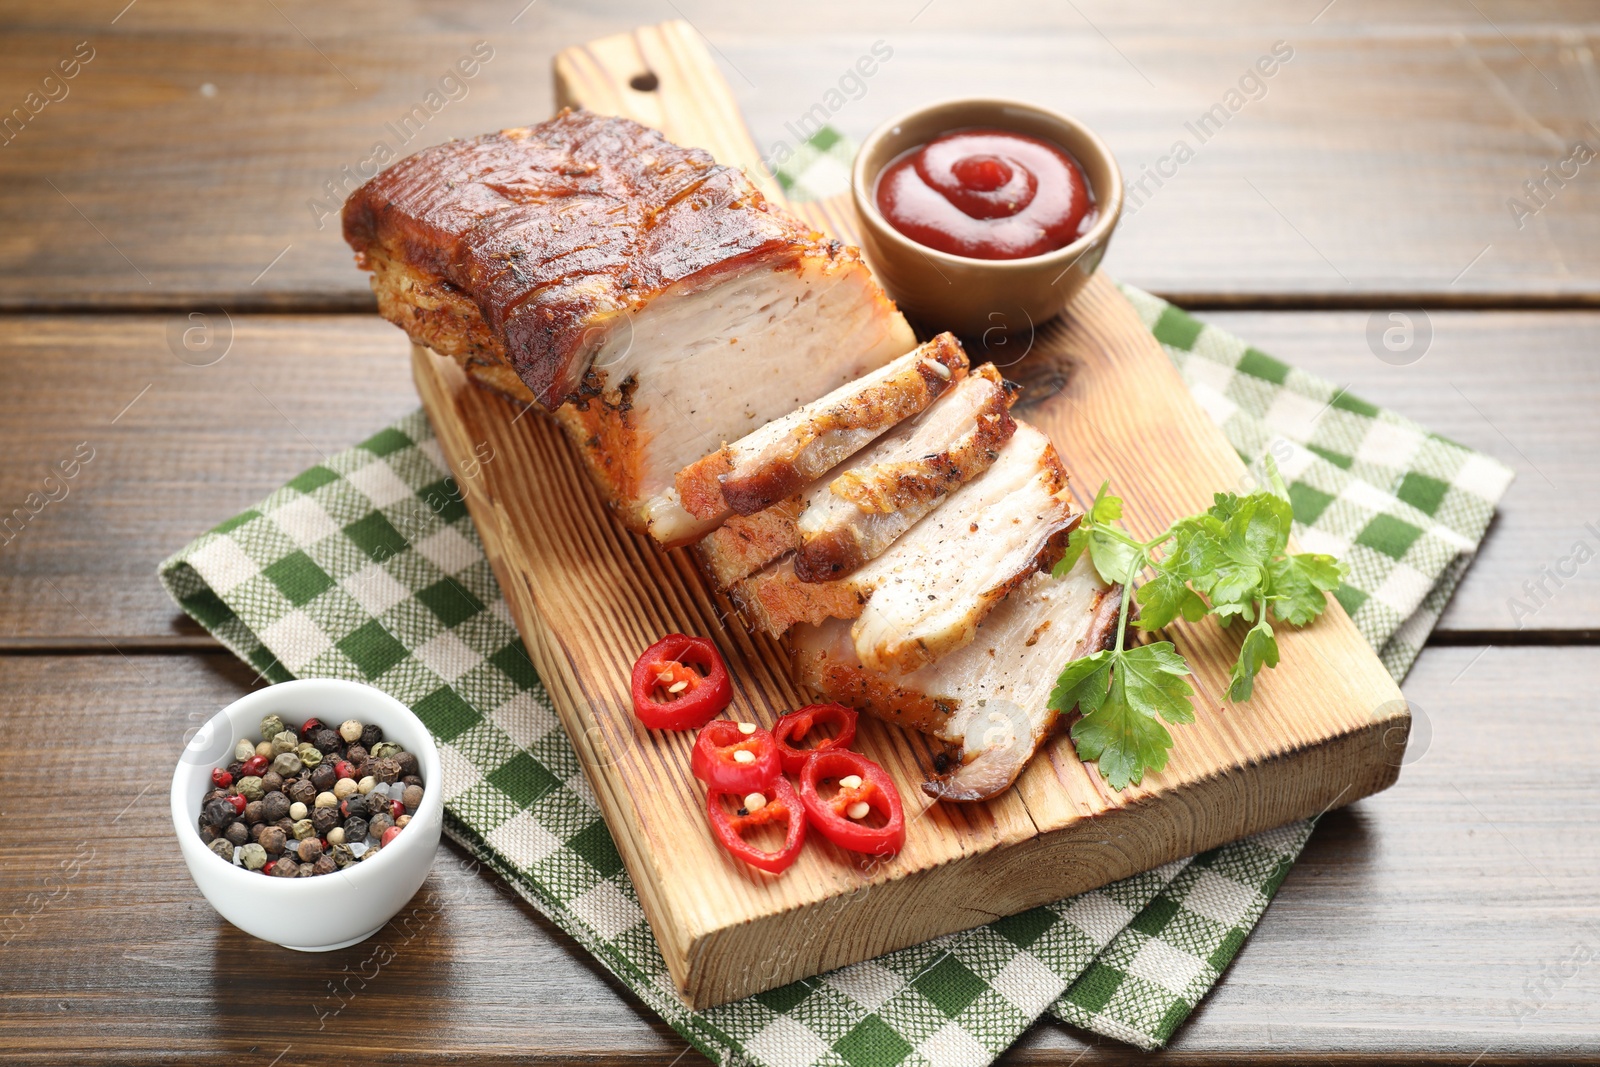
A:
[851,98,1123,339]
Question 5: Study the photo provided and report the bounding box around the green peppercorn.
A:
[270,752,303,777]
[271,857,299,877]
[271,730,298,755]
[259,826,287,855]
[291,818,315,841]
[296,742,323,769]
[208,838,235,861]
[331,844,356,869]
[260,714,287,741]
[234,738,257,762]
[339,719,363,743]
[371,741,401,760]
[237,775,265,801]
[239,843,268,871]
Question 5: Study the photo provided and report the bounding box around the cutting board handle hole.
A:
[629,71,660,92]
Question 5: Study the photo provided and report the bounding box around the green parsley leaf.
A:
[1133,569,1208,631]
[1266,552,1345,626]
[1047,649,1112,715]
[1117,642,1196,725]
[1089,481,1122,523]
[1051,525,1091,578]
[1227,614,1279,702]
[1088,528,1142,588]
[1065,643,1193,789]
[1071,698,1174,791]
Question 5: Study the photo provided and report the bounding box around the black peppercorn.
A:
[368,812,394,839]
[249,822,266,843]
[199,823,221,844]
[395,751,419,778]
[311,727,341,754]
[271,857,299,877]
[262,791,291,822]
[313,855,336,876]
[312,807,340,836]
[204,787,228,804]
[360,723,383,749]
[343,816,368,842]
[202,797,236,828]
[331,844,356,869]
[226,760,245,779]
[296,837,323,864]
[259,826,287,855]
[208,838,235,861]
[345,743,368,767]
[372,757,400,784]
[260,770,284,794]
[402,784,424,813]
[225,821,249,846]
[310,763,336,792]
[243,800,266,825]
[402,774,423,788]
[288,779,317,805]
[274,817,297,835]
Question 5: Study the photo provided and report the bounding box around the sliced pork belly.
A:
[791,557,1122,801]
[673,333,967,526]
[794,365,1017,582]
[693,364,1016,589]
[731,423,1075,670]
[342,109,915,534]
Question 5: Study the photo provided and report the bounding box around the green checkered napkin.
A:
[159,307,1508,1059]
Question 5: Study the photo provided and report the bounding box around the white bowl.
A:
[170,678,444,951]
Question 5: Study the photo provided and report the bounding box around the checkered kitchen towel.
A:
[159,291,1509,1061]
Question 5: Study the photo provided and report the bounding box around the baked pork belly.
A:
[673,333,967,524]
[791,556,1122,801]
[341,109,915,534]
[692,362,1017,589]
[731,422,1077,674]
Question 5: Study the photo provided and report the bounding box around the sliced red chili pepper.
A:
[630,634,733,731]
[772,703,858,775]
[799,750,906,856]
[691,719,780,793]
[705,775,806,874]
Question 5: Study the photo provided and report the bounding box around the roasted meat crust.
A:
[343,108,839,408]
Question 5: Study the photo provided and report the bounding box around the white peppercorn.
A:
[254,740,273,758]
[288,801,308,821]
[314,791,338,809]
[326,826,346,847]
[338,719,363,743]
[333,778,357,800]
[357,775,376,795]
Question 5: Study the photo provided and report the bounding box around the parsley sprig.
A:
[1048,463,1346,790]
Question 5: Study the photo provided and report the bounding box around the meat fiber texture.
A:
[342,109,915,533]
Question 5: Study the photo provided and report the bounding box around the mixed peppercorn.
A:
[196,714,425,877]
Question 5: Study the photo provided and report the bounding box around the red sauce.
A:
[874,127,1096,260]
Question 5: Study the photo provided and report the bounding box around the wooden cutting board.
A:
[411,20,1409,1009]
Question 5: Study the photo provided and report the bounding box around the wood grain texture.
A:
[1,312,1595,645]
[1,647,1595,1064]
[397,21,1407,1008]
[2,1,1600,308]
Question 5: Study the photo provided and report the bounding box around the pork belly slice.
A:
[791,557,1122,802]
[794,364,1017,582]
[731,422,1075,670]
[673,333,967,525]
[342,109,915,535]
[693,364,1017,588]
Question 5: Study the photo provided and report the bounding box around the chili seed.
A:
[839,774,863,790]
[846,801,870,820]
[732,750,756,765]
[742,792,766,813]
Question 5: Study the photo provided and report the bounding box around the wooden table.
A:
[2,2,1597,1061]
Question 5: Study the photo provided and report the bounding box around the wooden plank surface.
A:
[3,1,1600,307]
[1,645,1594,1063]
[1,311,1594,643]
